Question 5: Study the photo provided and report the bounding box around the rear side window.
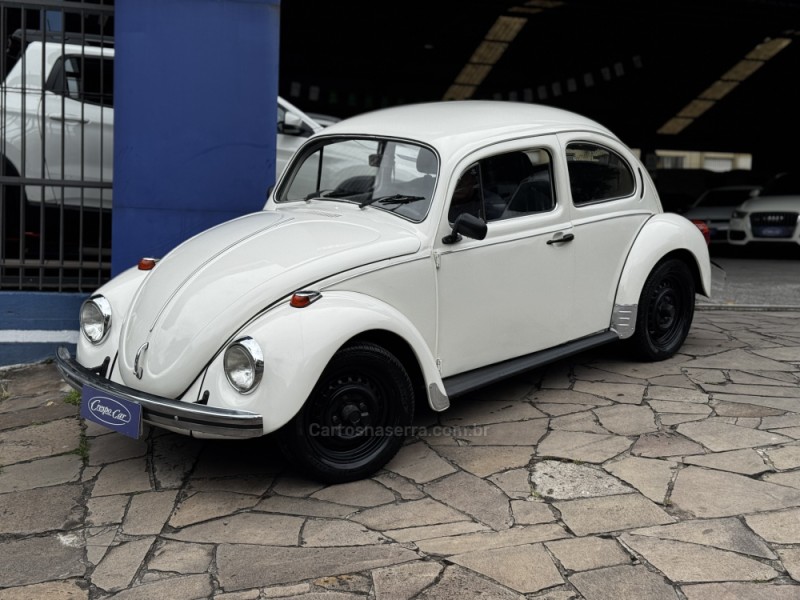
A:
[46,55,114,107]
[566,142,634,206]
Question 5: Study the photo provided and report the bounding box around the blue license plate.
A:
[81,385,143,439]
[754,226,791,238]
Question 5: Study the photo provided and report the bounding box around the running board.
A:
[442,330,619,398]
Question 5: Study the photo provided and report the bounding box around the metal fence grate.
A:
[1,0,114,292]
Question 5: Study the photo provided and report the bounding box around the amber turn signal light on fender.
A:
[138,257,159,271]
[290,291,322,308]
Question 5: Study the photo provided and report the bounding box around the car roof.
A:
[318,101,617,154]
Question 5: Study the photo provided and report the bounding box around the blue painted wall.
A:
[112,0,281,275]
[0,292,86,366]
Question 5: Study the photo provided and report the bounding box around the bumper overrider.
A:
[55,347,264,438]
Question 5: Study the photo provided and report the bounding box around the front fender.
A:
[613,213,711,331]
[201,291,445,434]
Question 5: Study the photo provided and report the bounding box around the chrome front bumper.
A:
[55,346,264,438]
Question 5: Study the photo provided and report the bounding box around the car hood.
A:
[739,196,800,213]
[117,208,421,396]
[683,206,738,221]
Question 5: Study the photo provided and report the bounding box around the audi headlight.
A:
[80,296,112,344]
[731,210,747,219]
[223,337,264,394]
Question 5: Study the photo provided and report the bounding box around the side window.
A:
[46,55,113,107]
[448,148,555,224]
[566,142,634,206]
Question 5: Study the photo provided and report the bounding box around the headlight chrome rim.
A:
[80,295,112,345]
[223,337,264,394]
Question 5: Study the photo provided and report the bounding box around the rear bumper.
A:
[55,346,264,438]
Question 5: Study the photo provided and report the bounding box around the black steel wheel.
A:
[277,342,414,483]
[629,258,695,361]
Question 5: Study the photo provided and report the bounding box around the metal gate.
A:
[1,0,113,292]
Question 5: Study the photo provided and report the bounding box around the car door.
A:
[558,133,653,338]
[41,52,114,209]
[434,137,577,378]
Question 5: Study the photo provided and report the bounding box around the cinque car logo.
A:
[87,396,132,426]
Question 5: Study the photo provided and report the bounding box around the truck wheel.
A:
[277,342,414,483]
[629,258,695,361]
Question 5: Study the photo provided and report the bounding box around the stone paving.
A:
[2,310,800,599]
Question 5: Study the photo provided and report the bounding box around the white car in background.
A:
[682,185,761,243]
[728,173,800,246]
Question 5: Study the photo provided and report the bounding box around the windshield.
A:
[276,137,438,222]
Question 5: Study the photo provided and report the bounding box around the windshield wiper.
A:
[359,194,425,208]
[304,189,357,201]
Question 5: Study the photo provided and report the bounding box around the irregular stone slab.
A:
[572,381,646,404]
[585,355,690,380]
[92,537,156,592]
[123,490,178,535]
[99,574,213,600]
[384,521,489,543]
[0,453,81,492]
[448,419,548,446]
[260,583,311,597]
[85,527,119,566]
[511,500,555,525]
[0,401,77,431]
[761,415,800,430]
[1,362,63,397]
[87,433,148,466]
[166,513,304,545]
[530,388,612,406]
[621,534,777,582]
[539,364,572,389]
[0,536,84,587]
[605,456,676,504]
[424,471,511,530]
[373,472,425,500]
[188,475,273,496]
[683,449,771,475]
[684,368,727,385]
[436,447,532,477]
[0,418,81,465]
[671,467,800,518]
[416,523,567,555]
[352,498,468,530]
[659,414,708,426]
[384,442,456,483]
[92,457,152,497]
[537,431,632,463]
[440,400,546,426]
[682,582,800,600]
[731,370,799,386]
[594,405,658,435]
[536,403,592,416]
[631,432,705,458]
[372,561,442,600]
[631,518,776,560]
[0,581,87,600]
[451,543,563,593]
[677,421,792,451]
[86,495,129,526]
[713,400,785,417]
[569,565,678,600]
[256,495,357,518]
[532,460,631,500]
[303,519,388,546]
[778,548,800,583]
[554,494,673,536]
[216,544,417,591]
[147,540,213,573]
[705,383,800,399]
[0,484,83,534]
[545,536,631,571]
[763,470,800,489]
[488,468,531,500]
[549,411,608,434]
[417,565,524,600]
[572,365,644,384]
[753,346,800,362]
[311,479,396,507]
[765,445,800,470]
[649,401,711,415]
[713,393,800,414]
[151,434,203,489]
[169,491,260,528]
[682,349,794,371]
[647,374,697,389]
[745,508,800,543]
[647,386,710,404]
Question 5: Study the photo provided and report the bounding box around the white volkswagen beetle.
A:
[57,101,711,482]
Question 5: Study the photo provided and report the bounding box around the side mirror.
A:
[442,213,488,244]
[282,112,312,137]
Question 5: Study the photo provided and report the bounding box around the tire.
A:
[628,258,695,361]
[277,342,415,483]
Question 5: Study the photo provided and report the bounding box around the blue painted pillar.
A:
[112,0,280,275]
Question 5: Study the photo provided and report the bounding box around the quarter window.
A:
[566,142,634,205]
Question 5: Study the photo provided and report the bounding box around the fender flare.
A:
[612,213,711,337]
[202,291,447,434]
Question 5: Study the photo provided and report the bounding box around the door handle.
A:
[547,233,575,245]
[47,114,89,124]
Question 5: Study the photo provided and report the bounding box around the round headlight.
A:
[80,296,112,344]
[223,337,264,394]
